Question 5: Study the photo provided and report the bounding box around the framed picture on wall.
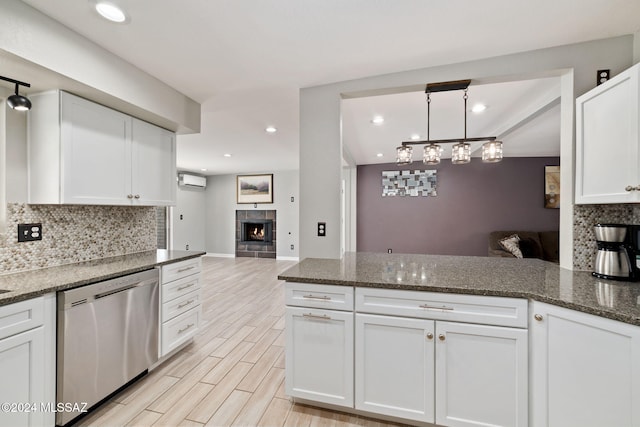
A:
[237,174,274,204]
[544,166,560,209]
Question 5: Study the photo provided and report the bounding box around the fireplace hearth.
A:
[236,210,276,258]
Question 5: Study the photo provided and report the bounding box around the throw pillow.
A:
[499,234,523,258]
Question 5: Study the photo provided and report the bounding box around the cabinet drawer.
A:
[161,306,200,355]
[285,282,353,311]
[0,296,45,340]
[356,288,527,328]
[161,258,202,284]
[162,274,201,303]
[162,289,200,321]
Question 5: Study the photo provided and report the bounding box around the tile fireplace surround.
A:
[235,210,276,258]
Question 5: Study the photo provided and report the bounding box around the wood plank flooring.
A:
[76,256,408,427]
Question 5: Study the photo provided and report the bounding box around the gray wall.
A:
[172,184,207,252]
[300,35,635,263]
[357,158,560,256]
[204,170,299,258]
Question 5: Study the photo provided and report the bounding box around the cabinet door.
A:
[355,313,435,423]
[0,327,45,427]
[530,301,640,427]
[285,306,353,408]
[131,119,176,206]
[60,92,132,204]
[435,321,528,427]
[576,64,640,204]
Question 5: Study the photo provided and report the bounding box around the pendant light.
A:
[1,76,32,111]
[396,80,502,165]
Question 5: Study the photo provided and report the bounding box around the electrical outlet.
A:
[290,244,294,250]
[186,244,189,250]
[317,222,326,237]
[388,248,392,254]
[180,214,183,220]
[597,69,610,85]
[18,223,42,242]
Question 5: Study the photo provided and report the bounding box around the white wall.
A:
[172,184,207,252]
[5,107,27,203]
[299,35,635,263]
[204,170,299,258]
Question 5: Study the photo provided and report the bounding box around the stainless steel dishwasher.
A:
[56,268,159,426]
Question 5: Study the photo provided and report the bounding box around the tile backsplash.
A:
[0,203,156,274]
[573,204,640,271]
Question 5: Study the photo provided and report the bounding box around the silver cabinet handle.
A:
[626,186,633,192]
[178,266,195,273]
[438,334,446,341]
[134,194,140,199]
[426,332,434,340]
[127,194,133,199]
[177,299,195,309]
[302,294,332,301]
[177,283,195,291]
[534,314,543,321]
[178,323,195,334]
[419,304,454,311]
[302,313,332,320]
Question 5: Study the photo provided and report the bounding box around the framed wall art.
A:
[237,174,274,204]
[544,166,560,208]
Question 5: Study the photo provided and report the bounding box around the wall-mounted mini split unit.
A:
[178,173,207,189]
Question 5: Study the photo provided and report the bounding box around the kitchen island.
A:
[279,253,640,427]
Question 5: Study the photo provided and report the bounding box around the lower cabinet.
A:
[530,301,640,427]
[285,306,353,407]
[0,294,56,427]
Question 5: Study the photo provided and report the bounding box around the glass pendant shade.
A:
[451,142,471,164]
[396,146,413,165]
[423,144,441,165]
[482,140,503,163]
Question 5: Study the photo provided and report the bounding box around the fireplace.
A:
[240,220,273,244]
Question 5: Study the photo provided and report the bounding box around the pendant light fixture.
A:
[396,80,502,165]
[1,75,32,111]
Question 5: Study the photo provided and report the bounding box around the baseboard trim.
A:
[204,253,235,258]
[277,256,300,261]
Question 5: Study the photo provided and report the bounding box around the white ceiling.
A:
[15,0,640,174]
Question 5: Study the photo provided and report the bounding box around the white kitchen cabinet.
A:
[28,90,176,206]
[530,301,640,427]
[435,321,528,427]
[0,294,56,427]
[284,282,354,408]
[355,313,435,423]
[575,62,640,203]
[159,257,202,357]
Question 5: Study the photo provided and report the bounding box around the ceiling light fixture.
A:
[471,103,487,113]
[376,153,383,158]
[1,75,32,111]
[410,134,421,140]
[223,153,232,157]
[94,1,128,23]
[265,126,277,133]
[371,116,384,125]
[396,80,502,165]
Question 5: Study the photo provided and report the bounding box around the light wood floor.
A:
[76,256,408,427]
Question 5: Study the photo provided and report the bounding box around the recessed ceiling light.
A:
[265,126,277,133]
[410,134,421,140]
[471,104,487,113]
[371,116,384,125]
[200,168,208,172]
[223,153,232,157]
[94,1,128,23]
[376,153,383,158]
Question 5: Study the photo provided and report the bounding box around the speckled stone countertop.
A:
[278,252,640,326]
[0,250,206,306]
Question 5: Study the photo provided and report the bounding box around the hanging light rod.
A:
[0,75,32,111]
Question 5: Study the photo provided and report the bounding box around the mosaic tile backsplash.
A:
[573,204,640,271]
[0,203,156,274]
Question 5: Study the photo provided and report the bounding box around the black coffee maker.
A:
[593,224,640,281]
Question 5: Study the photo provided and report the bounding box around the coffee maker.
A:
[593,224,640,281]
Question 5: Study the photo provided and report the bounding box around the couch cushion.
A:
[489,230,545,259]
[539,231,560,263]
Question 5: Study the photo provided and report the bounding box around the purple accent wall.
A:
[357,157,560,256]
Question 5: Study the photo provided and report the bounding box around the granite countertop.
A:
[0,250,206,306]
[278,252,640,326]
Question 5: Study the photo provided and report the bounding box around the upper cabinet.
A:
[575,63,640,204]
[28,91,176,206]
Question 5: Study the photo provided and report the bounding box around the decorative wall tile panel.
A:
[0,203,156,274]
[382,170,437,197]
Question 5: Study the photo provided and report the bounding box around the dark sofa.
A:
[488,230,559,263]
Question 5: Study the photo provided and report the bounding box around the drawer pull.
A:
[302,294,332,301]
[177,283,195,291]
[177,299,195,309]
[302,313,332,321]
[178,323,195,334]
[419,304,454,311]
[177,266,196,273]
[534,314,543,321]
[426,333,434,340]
